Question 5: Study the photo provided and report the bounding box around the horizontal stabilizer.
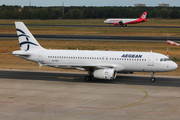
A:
[12,50,31,56]
[3,53,13,55]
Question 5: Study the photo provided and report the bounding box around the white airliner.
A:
[104,11,147,26]
[12,22,178,82]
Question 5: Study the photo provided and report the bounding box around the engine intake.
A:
[93,68,117,80]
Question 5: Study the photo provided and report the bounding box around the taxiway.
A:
[0,69,180,120]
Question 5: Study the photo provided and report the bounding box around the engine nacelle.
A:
[93,69,117,80]
[114,23,119,26]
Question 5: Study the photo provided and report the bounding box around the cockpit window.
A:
[160,58,171,62]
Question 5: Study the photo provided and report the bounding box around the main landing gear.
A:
[121,24,127,27]
[151,72,156,82]
[84,71,93,81]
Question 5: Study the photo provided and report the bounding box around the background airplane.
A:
[104,11,147,26]
[12,22,177,82]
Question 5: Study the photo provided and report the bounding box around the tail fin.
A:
[15,22,44,51]
[139,11,147,19]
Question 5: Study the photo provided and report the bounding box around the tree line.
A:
[0,5,180,19]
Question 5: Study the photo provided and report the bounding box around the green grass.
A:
[1,25,180,37]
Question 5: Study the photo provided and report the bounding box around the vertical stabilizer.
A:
[15,22,43,51]
[139,11,147,19]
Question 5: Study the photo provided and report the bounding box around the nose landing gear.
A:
[151,72,156,82]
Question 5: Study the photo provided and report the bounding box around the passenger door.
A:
[148,54,154,66]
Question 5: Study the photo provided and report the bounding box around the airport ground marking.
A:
[110,82,148,110]
[38,82,148,120]
[131,96,180,107]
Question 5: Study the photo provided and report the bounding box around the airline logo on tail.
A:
[16,28,38,51]
[140,11,147,19]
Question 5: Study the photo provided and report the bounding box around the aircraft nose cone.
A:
[172,62,178,70]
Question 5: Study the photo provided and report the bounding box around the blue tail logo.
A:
[17,28,38,51]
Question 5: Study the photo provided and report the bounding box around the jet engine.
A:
[114,23,119,26]
[93,69,117,80]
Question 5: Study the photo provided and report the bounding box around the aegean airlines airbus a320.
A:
[104,11,147,26]
[12,22,178,82]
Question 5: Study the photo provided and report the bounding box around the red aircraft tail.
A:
[139,11,147,19]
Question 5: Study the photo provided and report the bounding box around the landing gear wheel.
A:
[150,72,156,82]
[151,78,156,82]
[84,75,92,81]
[125,24,127,27]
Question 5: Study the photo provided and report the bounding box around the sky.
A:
[1,0,180,7]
